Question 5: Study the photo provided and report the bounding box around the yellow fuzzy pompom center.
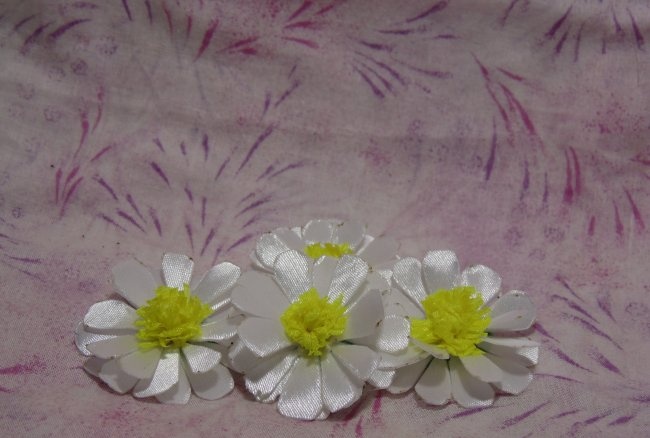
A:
[135,284,213,351]
[304,242,353,259]
[280,288,348,357]
[410,286,491,357]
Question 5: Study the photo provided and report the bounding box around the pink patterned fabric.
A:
[1,1,648,436]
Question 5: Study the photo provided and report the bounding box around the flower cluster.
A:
[75,219,538,420]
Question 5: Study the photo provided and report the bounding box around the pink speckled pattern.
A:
[1,1,648,436]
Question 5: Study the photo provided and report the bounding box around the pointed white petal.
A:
[273,250,313,302]
[182,343,221,374]
[422,251,460,293]
[449,357,494,408]
[313,257,337,296]
[112,259,158,307]
[321,352,362,412]
[274,227,306,250]
[357,237,399,267]
[488,291,536,332]
[331,344,378,381]
[231,272,288,318]
[199,317,238,342]
[83,357,107,377]
[411,339,450,359]
[156,366,191,404]
[256,233,292,269]
[245,351,298,400]
[238,317,292,358]
[392,258,427,306]
[342,291,383,340]
[461,265,501,305]
[133,350,180,397]
[75,322,116,356]
[87,335,139,359]
[315,409,330,420]
[187,362,234,400]
[303,219,335,244]
[118,348,161,379]
[97,358,139,394]
[277,357,323,420]
[328,255,368,305]
[83,300,138,331]
[415,359,452,405]
[374,315,410,353]
[488,354,533,394]
[368,369,395,388]
[193,262,240,304]
[228,340,260,373]
[479,338,539,366]
[335,221,364,249]
[460,355,503,383]
[388,358,429,394]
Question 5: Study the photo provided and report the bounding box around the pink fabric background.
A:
[1,1,648,436]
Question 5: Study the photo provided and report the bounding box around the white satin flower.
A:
[386,250,538,408]
[229,250,408,420]
[75,253,241,404]
[252,219,399,275]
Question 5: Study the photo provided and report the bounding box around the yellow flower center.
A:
[280,288,348,357]
[135,284,213,351]
[410,286,491,357]
[304,242,353,259]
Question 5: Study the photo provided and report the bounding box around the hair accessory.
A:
[74,221,538,419]
[75,253,241,404]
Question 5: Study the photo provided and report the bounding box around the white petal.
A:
[182,344,221,374]
[193,262,240,304]
[461,265,501,305]
[313,257,337,296]
[133,350,180,397]
[378,346,428,369]
[449,357,494,408]
[411,339,450,360]
[231,271,289,318]
[366,271,391,292]
[112,259,158,307]
[331,344,378,381]
[87,335,139,359]
[83,300,138,331]
[245,351,298,400]
[388,358,429,394]
[162,253,194,289]
[156,365,191,404]
[328,255,368,305]
[479,338,539,366]
[273,250,313,302]
[357,237,399,267]
[75,322,116,356]
[415,359,451,405]
[118,348,161,379]
[335,221,365,249]
[256,233,292,269]
[342,291,383,340]
[321,352,362,412]
[238,317,292,357]
[83,356,107,377]
[384,288,424,319]
[460,355,503,383]
[374,315,410,353]
[98,358,139,394]
[488,291,536,332]
[277,357,323,420]
[274,227,306,250]
[315,409,330,420]
[200,318,238,342]
[392,258,427,306]
[187,362,234,400]
[303,219,335,244]
[487,354,533,394]
[228,340,260,373]
[422,251,460,293]
[368,369,395,388]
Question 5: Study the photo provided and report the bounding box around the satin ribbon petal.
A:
[422,250,461,293]
[182,343,221,374]
[331,344,378,381]
[156,365,191,404]
[321,352,362,413]
[392,258,427,306]
[87,335,139,359]
[460,355,503,383]
[461,265,501,305]
[302,219,335,244]
[187,362,234,400]
[277,357,323,420]
[112,259,158,308]
[162,253,194,289]
[193,262,240,304]
[231,271,288,319]
[449,357,495,408]
[273,250,313,302]
[342,290,384,340]
[388,358,430,394]
[357,236,399,267]
[133,350,180,398]
[237,317,292,358]
[335,221,365,249]
[97,358,139,394]
[83,300,138,331]
[488,291,536,332]
[118,348,161,379]
[327,255,368,305]
[415,359,451,405]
